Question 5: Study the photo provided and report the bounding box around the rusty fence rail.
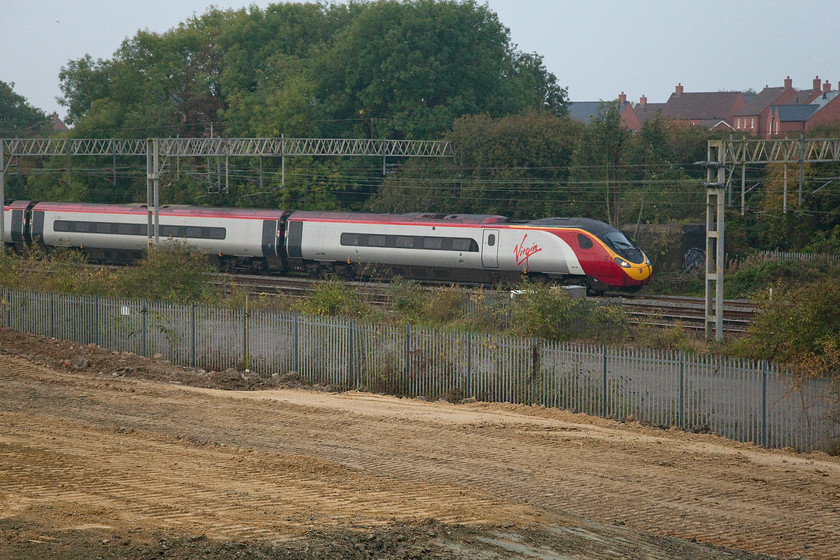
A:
[3,289,837,453]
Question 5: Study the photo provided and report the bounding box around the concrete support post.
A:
[704,140,725,343]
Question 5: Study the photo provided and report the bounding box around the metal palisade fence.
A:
[3,289,838,453]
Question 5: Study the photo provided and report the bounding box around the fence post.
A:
[405,324,412,391]
[679,350,685,429]
[294,312,299,373]
[762,360,768,448]
[191,303,197,367]
[602,344,608,418]
[94,294,100,347]
[466,331,472,399]
[243,299,250,370]
[349,318,355,389]
[50,292,55,339]
[4,288,9,327]
[141,301,147,357]
[531,337,540,405]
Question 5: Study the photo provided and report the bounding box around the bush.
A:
[385,277,428,323]
[117,241,219,303]
[510,282,628,343]
[724,254,840,299]
[732,279,840,382]
[0,246,118,296]
[297,279,377,319]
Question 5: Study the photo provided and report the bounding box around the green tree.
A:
[0,80,50,136]
[313,0,567,139]
[370,111,581,217]
[570,101,631,226]
[621,116,708,224]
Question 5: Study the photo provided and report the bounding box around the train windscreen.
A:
[599,231,644,263]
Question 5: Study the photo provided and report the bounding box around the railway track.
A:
[211,274,757,335]
[211,273,392,305]
[608,294,757,335]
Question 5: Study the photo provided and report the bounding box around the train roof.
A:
[30,202,292,219]
[289,211,509,225]
[523,217,615,234]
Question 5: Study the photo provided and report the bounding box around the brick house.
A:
[624,84,745,132]
[768,83,840,136]
[792,76,827,104]
[628,95,665,132]
[732,77,797,137]
[570,76,840,135]
[806,89,840,131]
[51,113,69,132]
[657,83,746,129]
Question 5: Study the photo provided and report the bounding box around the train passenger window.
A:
[578,234,593,249]
[395,236,413,248]
[452,238,472,251]
[118,224,134,235]
[54,221,70,232]
[75,222,90,233]
[423,237,442,250]
[368,235,386,247]
[97,223,110,233]
[487,233,496,247]
[206,227,226,240]
[340,233,359,246]
[186,227,202,238]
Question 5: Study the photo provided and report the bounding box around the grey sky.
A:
[1,0,838,120]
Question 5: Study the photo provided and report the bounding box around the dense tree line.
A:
[57,0,565,139]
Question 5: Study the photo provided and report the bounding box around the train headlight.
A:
[614,257,631,269]
[644,255,650,266]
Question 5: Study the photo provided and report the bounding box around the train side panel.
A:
[493,227,585,277]
[292,217,485,270]
[30,203,288,266]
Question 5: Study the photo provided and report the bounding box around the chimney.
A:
[639,94,647,107]
[823,80,831,93]
[618,91,626,104]
[784,75,792,89]
[675,83,684,95]
[813,76,821,91]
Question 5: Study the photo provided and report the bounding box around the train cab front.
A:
[597,229,652,291]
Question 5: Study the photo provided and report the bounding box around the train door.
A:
[481,229,499,268]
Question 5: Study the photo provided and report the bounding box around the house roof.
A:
[633,103,666,127]
[811,90,839,108]
[774,104,820,122]
[568,100,633,126]
[51,113,69,132]
[662,91,744,121]
[568,101,604,125]
[790,89,819,104]
[734,87,787,116]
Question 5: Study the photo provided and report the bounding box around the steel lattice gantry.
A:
[704,136,840,342]
[722,135,840,214]
[0,136,454,248]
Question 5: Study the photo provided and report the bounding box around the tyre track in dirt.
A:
[2,352,840,559]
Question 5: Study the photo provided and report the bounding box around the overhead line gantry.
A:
[704,135,840,342]
[0,136,454,250]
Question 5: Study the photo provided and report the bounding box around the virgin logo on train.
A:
[514,234,542,267]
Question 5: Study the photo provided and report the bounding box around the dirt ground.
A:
[1,326,839,560]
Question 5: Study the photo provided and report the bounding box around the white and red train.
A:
[3,201,652,292]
